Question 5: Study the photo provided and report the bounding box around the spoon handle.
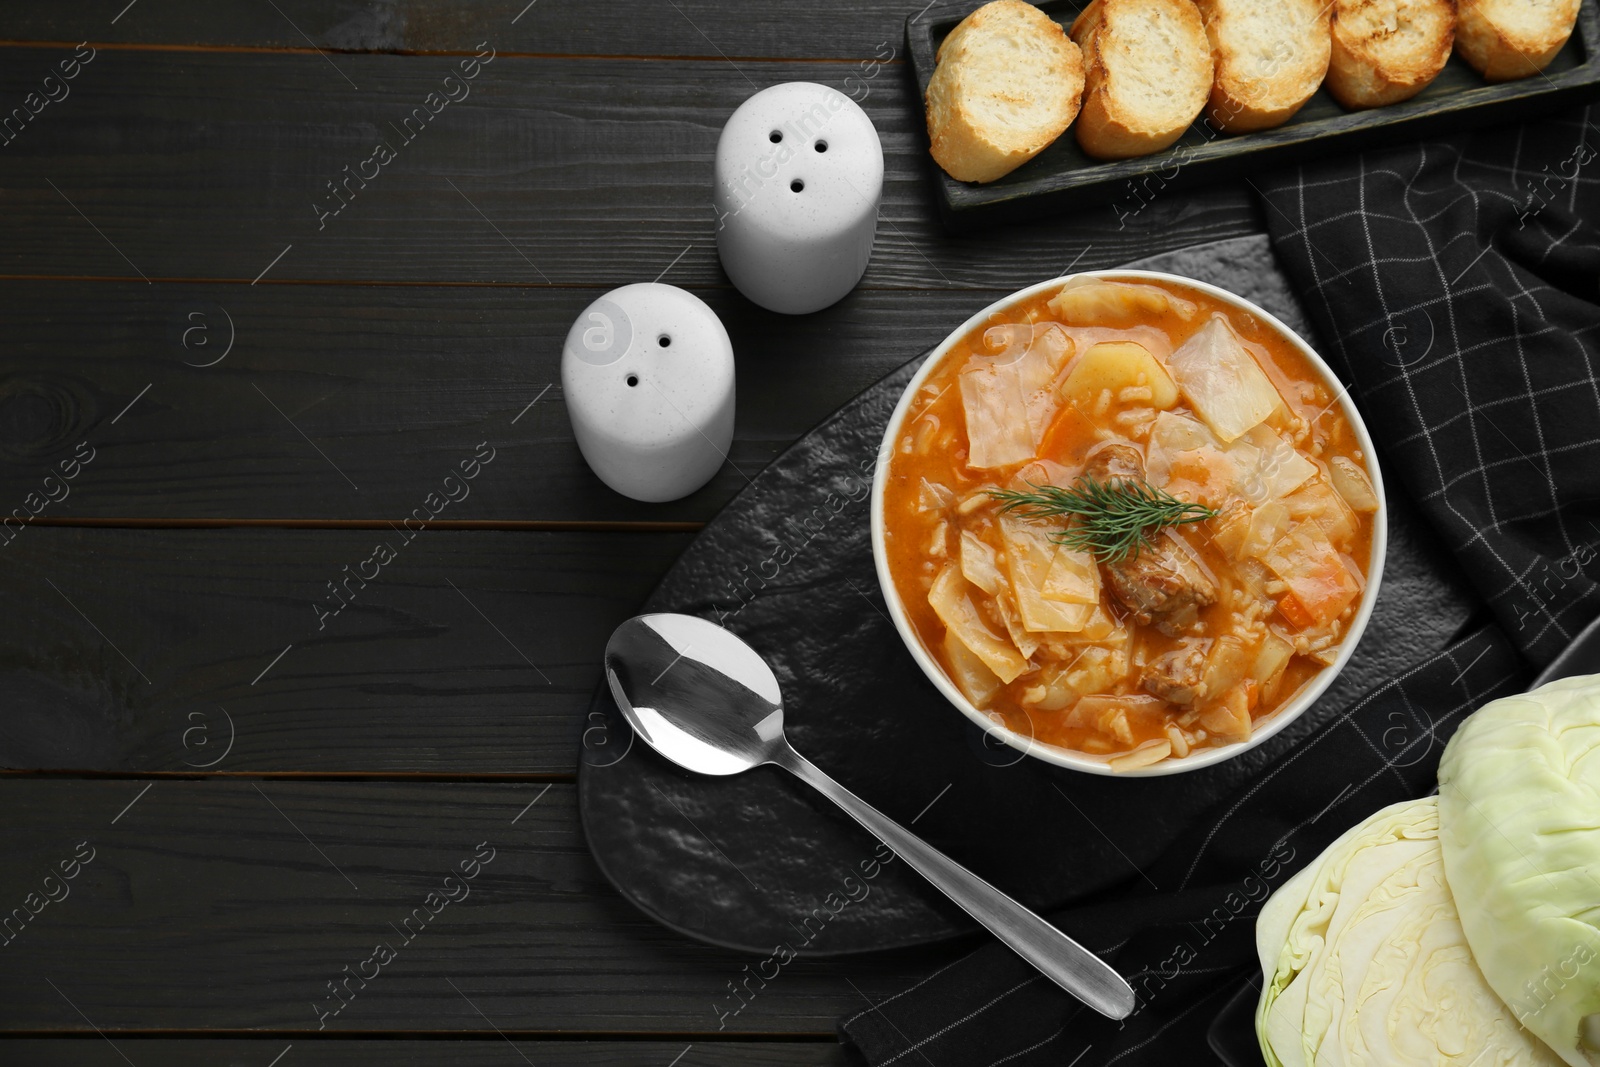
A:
[775,747,1136,1021]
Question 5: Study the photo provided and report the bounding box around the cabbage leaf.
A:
[1168,316,1283,443]
[1438,677,1600,1067]
[928,564,1029,683]
[959,324,1073,469]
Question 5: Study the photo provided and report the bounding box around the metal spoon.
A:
[604,612,1137,1021]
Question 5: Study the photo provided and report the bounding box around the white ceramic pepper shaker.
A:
[561,283,735,503]
[713,82,883,315]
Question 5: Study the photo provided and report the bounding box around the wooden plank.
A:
[0,1040,844,1066]
[0,48,1257,288]
[0,0,910,61]
[0,780,928,1032]
[0,283,996,523]
[0,527,689,773]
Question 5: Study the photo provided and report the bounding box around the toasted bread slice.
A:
[1326,0,1454,109]
[925,0,1085,183]
[1069,0,1213,159]
[1195,0,1332,132]
[1456,0,1579,81]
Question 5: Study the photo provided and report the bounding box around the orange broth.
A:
[882,278,1376,769]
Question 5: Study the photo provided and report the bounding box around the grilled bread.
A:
[1456,0,1580,81]
[1194,0,1332,132]
[1326,0,1454,109]
[925,0,1085,183]
[1070,0,1214,159]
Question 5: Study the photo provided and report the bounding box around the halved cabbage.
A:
[1168,317,1284,443]
[1257,796,1565,1067]
[1438,677,1600,1067]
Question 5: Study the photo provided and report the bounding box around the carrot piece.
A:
[1243,679,1260,712]
[1038,403,1098,465]
[1277,592,1315,630]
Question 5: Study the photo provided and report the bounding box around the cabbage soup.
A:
[881,277,1378,771]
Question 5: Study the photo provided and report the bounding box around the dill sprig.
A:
[987,477,1218,563]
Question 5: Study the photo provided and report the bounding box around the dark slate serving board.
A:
[576,234,1478,957]
[907,0,1600,231]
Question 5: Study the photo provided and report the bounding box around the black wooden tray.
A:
[575,234,1479,957]
[906,0,1600,232]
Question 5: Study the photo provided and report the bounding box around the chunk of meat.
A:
[1106,549,1218,634]
[1080,444,1219,634]
[1081,442,1144,488]
[1142,643,1207,705]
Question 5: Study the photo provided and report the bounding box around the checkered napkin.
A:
[839,106,1600,1066]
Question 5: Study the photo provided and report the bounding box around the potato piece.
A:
[1047,281,1197,327]
[1062,341,1179,410]
[1329,455,1380,512]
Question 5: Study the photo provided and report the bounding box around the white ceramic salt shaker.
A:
[561,283,735,503]
[714,82,883,315]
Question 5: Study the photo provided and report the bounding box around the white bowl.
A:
[870,271,1388,776]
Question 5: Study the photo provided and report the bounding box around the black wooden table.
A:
[0,3,1262,1063]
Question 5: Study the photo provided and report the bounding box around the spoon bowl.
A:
[604,612,1137,1021]
[605,613,785,775]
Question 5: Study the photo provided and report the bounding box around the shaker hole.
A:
[769,130,782,143]
[790,178,805,192]
[626,374,639,387]
[815,140,828,153]
[658,334,672,348]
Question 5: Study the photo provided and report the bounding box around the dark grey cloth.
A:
[840,106,1600,1066]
